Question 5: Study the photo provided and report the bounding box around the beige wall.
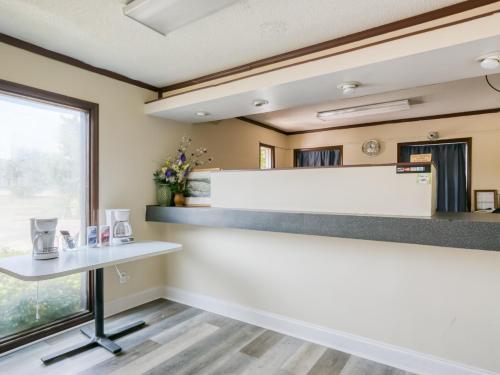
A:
[0,42,191,302]
[164,113,500,373]
[201,113,500,211]
[165,225,500,373]
[190,118,291,169]
[289,113,500,209]
[4,39,500,373]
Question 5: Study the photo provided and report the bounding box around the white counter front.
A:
[211,164,437,217]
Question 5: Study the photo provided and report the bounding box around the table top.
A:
[0,241,182,281]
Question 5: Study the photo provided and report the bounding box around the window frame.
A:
[0,78,99,354]
[293,145,343,167]
[259,143,276,169]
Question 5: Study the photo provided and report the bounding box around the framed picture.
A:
[185,168,221,207]
[474,189,498,211]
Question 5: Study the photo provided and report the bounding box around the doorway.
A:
[294,146,343,167]
[397,138,471,212]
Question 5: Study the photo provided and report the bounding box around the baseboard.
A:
[104,286,165,317]
[163,286,496,375]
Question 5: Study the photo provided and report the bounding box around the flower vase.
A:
[156,184,172,207]
[174,193,185,207]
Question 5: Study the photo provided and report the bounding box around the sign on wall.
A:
[410,153,432,163]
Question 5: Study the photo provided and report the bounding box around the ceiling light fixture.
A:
[124,0,240,35]
[337,81,360,95]
[317,100,411,121]
[477,52,500,70]
[252,99,269,107]
[195,111,210,117]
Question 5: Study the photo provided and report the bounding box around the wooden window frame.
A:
[397,137,472,211]
[259,143,276,169]
[293,145,344,167]
[0,78,99,354]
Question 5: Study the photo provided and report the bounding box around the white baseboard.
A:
[104,286,165,317]
[163,286,496,375]
[3,285,493,375]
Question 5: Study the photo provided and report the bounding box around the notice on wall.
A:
[396,164,431,174]
[416,173,431,184]
[410,153,432,163]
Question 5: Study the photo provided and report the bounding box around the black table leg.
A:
[41,268,146,364]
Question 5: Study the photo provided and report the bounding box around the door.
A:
[398,139,471,212]
[294,146,343,167]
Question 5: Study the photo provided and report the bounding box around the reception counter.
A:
[146,206,500,252]
[148,163,500,374]
[211,163,437,217]
[146,162,500,251]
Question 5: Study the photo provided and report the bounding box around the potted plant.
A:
[153,136,212,207]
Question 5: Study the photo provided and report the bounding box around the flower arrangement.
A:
[153,136,212,194]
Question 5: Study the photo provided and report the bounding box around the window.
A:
[294,146,343,167]
[259,143,275,169]
[0,80,98,353]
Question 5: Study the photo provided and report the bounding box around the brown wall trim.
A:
[0,1,496,96]
[162,0,500,92]
[294,145,344,167]
[0,32,160,93]
[242,108,500,137]
[0,78,98,354]
[237,117,289,135]
[156,8,499,101]
[397,137,472,211]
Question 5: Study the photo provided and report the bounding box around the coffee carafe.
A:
[106,209,134,246]
[31,218,59,260]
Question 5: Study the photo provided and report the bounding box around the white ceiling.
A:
[0,0,462,87]
[248,74,500,132]
[145,35,500,124]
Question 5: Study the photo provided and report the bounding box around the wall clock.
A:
[361,139,381,157]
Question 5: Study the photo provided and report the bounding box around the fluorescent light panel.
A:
[317,100,411,121]
[124,0,240,35]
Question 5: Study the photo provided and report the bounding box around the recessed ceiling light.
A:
[252,99,269,107]
[317,100,410,121]
[337,81,360,95]
[195,111,210,117]
[477,52,500,70]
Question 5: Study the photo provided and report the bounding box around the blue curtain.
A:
[295,149,342,167]
[400,143,468,212]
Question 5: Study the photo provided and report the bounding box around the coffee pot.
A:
[105,209,134,246]
[31,217,59,260]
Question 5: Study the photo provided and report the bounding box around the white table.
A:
[0,241,182,364]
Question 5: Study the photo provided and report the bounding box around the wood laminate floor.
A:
[0,300,417,375]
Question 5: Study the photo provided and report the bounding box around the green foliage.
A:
[0,247,84,338]
[154,135,212,193]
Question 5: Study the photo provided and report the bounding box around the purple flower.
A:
[165,169,173,177]
[180,153,186,163]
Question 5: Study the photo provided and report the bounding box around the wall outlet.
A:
[114,265,131,284]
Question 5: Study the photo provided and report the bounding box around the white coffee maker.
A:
[31,217,59,260]
[106,209,134,246]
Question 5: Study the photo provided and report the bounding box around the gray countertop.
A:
[145,206,500,252]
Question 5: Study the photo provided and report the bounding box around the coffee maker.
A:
[105,209,134,246]
[31,217,59,260]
